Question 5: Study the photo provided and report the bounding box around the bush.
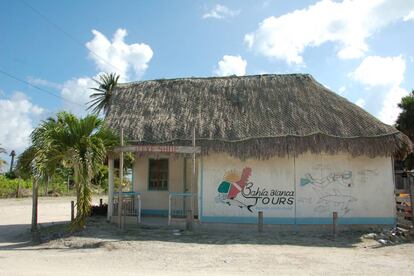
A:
[4,171,17,179]
[0,175,32,198]
[48,175,70,195]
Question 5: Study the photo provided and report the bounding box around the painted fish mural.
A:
[300,171,356,216]
[300,171,353,188]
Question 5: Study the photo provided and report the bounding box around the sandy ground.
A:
[1,197,414,276]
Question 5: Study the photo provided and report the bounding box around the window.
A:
[148,159,169,190]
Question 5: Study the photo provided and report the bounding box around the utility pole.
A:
[9,150,15,173]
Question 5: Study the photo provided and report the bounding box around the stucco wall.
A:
[133,154,198,214]
[199,153,395,225]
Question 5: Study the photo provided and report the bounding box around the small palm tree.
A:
[87,73,120,116]
[0,144,7,170]
[31,112,117,229]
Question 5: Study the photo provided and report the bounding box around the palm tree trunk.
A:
[31,178,38,232]
[74,166,80,221]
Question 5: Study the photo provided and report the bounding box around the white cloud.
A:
[378,86,409,124]
[338,86,346,95]
[404,10,414,21]
[355,98,366,108]
[86,28,153,81]
[350,55,409,124]
[56,28,155,115]
[245,0,414,64]
[27,76,63,90]
[215,55,247,76]
[0,92,44,154]
[60,76,96,116]
[203,4,240,20]
[322,83,331,90]
[350,55,406,87]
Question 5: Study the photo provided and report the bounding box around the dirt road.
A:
[1,197,414,275]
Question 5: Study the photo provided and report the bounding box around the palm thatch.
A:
[105,74,412,160]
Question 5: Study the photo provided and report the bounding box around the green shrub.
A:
[0,175,32,198]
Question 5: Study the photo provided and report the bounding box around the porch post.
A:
[117,128,124,228]
[191,126,196,227]
[107,156,115,222]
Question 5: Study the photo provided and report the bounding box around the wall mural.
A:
[216,167,295,212]
[300,170,357,216]
[213,165,379,216]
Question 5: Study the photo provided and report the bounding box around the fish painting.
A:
[311,186,356,215]
[316,189,357,205]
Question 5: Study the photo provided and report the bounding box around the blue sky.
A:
[0,0,414,158]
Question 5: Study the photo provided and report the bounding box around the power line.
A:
[19,0,123,74]
[0,68,84,107]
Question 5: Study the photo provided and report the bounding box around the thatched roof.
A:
[105,74,412,160]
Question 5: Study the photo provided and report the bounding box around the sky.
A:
[0,0,414,161]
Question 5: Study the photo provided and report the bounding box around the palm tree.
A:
[15,146,36,179]
[87,73,120,116]
[31,112,117,229]
[0,144,7,170]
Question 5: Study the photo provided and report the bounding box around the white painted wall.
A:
[199,153,395,224]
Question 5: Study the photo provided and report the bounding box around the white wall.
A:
[199,153,395,224]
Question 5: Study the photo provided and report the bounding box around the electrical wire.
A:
[19,0,123,74]
[0,68,84,107]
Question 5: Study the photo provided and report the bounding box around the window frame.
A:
[147,158,169,191]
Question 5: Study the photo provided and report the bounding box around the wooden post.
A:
[186,210,193,231]
[258,211,263,233]
[117,128,124,229]
[31,178,38,232]
[333,211,338,239]
[107,157,114,222]
[122,199,126,229]
[408,175,414,229]
[16,177,21,198]
[168,194,171,225]
[190,126,196,229]
[71,200,75,222]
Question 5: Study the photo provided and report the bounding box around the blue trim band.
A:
[142,209,169,216]
[200,216,395,225]
[114,191,141,196]
[169,192,193,196]
[201,216,294,224]
[296,217,396,225]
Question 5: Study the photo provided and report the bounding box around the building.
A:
[105,74,412,226]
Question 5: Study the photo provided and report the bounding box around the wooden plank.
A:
[395,189,408,194]
[397,223,413,229]
[396,212,411,219]
[396,206,411,213]
[396,196,411,203]
[112,145,201,154]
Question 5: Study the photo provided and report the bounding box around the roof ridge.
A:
[117,73,314,88]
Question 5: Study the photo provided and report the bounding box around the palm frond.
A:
[87,72,120,116]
